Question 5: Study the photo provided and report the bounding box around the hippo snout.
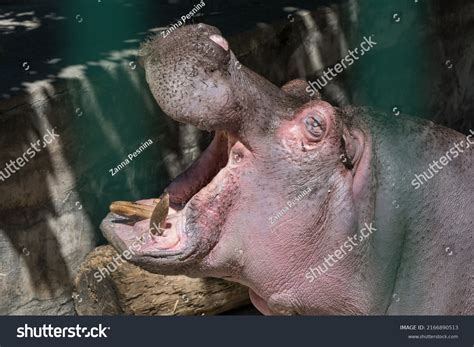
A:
[139,24,242,131]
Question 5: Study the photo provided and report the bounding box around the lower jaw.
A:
[140,210,185,253]
[138,204,208,263]
[248,290,274,315]
[111,139,234,261]
[103,205,189,260]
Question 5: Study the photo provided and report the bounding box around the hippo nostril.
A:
[209,34,229,51]
[232,152,242,163]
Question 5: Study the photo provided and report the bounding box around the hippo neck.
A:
[355,108,470,314]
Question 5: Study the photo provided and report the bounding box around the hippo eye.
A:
[304,114,325,140]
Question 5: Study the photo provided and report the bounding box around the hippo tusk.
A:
[109,201,155,219]
[149,192,170,235]
[109,194,170,236]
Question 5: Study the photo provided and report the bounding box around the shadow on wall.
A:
[0,101,72,300]
[0,54,209,313]
[0,41,210,316]
[0,0,233,315]
[233,0,473,134]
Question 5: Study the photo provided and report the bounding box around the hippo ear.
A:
[341,126,365,175]
[340,126,372,205]
[281,79,321,102]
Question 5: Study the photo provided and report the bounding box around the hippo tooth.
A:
[109,201,154,219]
[150,192,170,235]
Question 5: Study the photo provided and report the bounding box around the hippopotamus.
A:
[101,24,473,315]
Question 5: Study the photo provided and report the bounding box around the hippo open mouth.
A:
[101,130,233,273]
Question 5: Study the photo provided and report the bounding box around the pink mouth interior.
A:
[165,131,229,206]
[113,199,183,252]
[111,132,230,253]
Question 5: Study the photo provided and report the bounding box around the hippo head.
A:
[102,24,374,315]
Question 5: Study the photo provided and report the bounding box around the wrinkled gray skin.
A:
[102,24,473,315]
